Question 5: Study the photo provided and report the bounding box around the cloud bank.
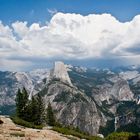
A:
[0,12,140,70]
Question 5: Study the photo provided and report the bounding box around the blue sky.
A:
[1,0,140,71]
[0,0,140,24]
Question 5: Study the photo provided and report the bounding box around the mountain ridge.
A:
[0,62,140,135]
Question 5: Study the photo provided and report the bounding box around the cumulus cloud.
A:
[0,12,140,70]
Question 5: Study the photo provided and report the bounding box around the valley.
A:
[0,62,140,137]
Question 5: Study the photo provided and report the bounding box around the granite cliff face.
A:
[0,72,33,106]
[40,62,106,135]
[1,63,140,135]
[49,61,73,86]
[93,78,134,107]
[39,62,136,135]
[41,81,105,135]
[66,66,139,135]
[0,69,49,114]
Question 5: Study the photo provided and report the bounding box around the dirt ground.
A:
[0,115,77,140]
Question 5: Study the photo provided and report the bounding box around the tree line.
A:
[15,87,55,126]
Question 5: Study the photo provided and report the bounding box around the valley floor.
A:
[0,115,75,140]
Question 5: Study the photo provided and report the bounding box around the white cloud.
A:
[0,12,140,70]
[48,8,57,16]
[12,21,28,38]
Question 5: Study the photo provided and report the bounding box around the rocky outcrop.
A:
[0,115,70,140]
[40,63,107,135]
[49,61,73,86]
[41,81,106,135]
[93,78,134,107]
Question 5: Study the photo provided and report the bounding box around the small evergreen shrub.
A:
[105,132,135,140]
[52,126,103,140]
[10,132,25,137]
[11,115,43,129]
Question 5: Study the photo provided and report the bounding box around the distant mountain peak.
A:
[49,61,73,86]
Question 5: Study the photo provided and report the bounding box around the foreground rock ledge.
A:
[0,115,77,140]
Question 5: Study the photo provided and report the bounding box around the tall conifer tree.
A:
[15,88,23,117]
[47,102,55,126]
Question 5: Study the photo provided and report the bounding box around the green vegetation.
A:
[12,87,140,140]
[15,88,28,118]
[46,102,56,126]
[39,87,49,96]
[10,132,25,137]
[11,115,43,129]
[117,123,140,134]
[15,88,45,125]
[52,126,103,140]
[99,120,114,137]
[116,101,140,133]
[67,92,88,104]
[53,91,70,102]
[13,87,56,128]
[116,101,136,115]
[96,103,114,118]
[13,87,59,129]
[105,132,139,140]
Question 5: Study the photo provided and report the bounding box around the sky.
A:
[0,0,140,71]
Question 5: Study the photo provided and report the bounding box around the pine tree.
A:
[30,96,38,123]
[15,87,29,119]
[46,102,55,126]
[23,100,32,122]
[15,88,46,125]
[15,88,23,117]
[21,87,29,119]
[22,87,29,107]
[35,94,45,125]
